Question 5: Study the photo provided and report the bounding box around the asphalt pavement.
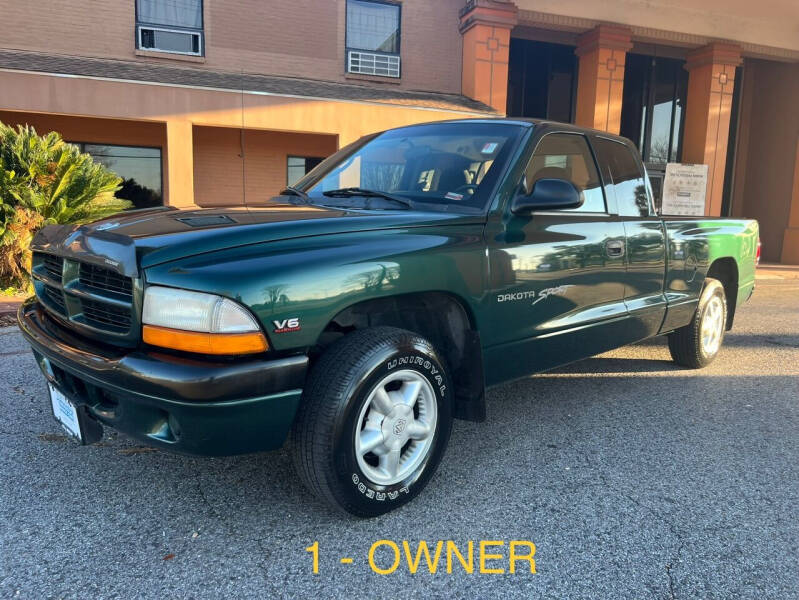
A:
[1,280,797,599]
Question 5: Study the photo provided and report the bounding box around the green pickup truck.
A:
[19,119,759,517]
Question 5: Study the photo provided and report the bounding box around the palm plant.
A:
[0,122,132,289]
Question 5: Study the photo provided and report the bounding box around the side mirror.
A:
[511,178,582,214]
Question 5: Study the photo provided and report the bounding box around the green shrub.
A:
[0,122,132,289]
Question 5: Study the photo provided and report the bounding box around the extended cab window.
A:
[593,138,652,217]
[523,133,605,212]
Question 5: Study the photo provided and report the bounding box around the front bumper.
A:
[18,299,307,456]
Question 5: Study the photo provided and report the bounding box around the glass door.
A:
[620,54,688,211]
[506,39,577,123]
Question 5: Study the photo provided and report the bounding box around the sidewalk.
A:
[0,295,28,326]
[755,263,799,280]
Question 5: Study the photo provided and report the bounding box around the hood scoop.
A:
[176,215,238,228]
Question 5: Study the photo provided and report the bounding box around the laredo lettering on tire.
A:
[290,327,453,518]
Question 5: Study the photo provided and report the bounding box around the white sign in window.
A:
[661,163,708,216]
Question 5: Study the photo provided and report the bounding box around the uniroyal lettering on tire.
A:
[386,355,447,396]
[290,327,453,518]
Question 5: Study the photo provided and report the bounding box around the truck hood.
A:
[30,202,483,277]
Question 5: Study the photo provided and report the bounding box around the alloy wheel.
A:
[354,369,438,486]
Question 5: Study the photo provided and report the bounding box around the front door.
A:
[482,130,628,385]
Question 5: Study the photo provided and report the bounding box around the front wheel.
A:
[290,327,452,517]
[668,277,727,368]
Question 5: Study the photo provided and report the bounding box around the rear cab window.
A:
[592,137,653,217]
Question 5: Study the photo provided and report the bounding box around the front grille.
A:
[33,253,137,342]
[44,285,67,314]
[81,298,132,331]
[79,262,133,298]
[42,254,64,282]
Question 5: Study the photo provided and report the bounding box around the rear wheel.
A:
[290,327,452,517]
[668,277,727,368]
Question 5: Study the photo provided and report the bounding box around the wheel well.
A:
[314,292,486,421]
[706,257,739,330]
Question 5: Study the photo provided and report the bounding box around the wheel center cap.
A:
[381,405,413,447]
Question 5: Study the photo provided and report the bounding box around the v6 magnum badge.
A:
[273,318,301,333]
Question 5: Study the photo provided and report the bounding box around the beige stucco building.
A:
[1,0,798,262]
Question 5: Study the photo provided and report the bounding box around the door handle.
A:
[606,239,625,258]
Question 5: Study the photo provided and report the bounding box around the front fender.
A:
[143,226,487,352]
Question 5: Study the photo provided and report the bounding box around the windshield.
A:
[293,122,526,211]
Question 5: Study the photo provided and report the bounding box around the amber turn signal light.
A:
[143,325,269,355]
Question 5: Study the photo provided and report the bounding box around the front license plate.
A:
[48,383,83,442]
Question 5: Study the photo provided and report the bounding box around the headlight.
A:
[142,286,268,355]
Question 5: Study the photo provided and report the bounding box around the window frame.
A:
[517,131,609,215]
[135,0,205,57]
[345,0,402,78]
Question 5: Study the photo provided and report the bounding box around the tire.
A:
[668,277,728,368]
[290,326,453,518]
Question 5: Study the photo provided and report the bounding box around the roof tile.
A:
[0,49,497,114]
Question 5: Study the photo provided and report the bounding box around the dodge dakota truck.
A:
[18,119,759,517]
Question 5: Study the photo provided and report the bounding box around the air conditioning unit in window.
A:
[347,50,400,78]
[137,25,202,56]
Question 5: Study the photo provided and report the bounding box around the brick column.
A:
[165,119,196,208]
[781,137,799,264]
[459,0,518,113]
[681,43,742,216]
[574,25,633,134]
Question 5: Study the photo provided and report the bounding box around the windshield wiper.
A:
[280,186,312,203]
[322,187,413,209]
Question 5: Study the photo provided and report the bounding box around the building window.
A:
[287,156,325,187]
[75,143,163,209]
[346,0,401,78]
[136,0,203,56]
